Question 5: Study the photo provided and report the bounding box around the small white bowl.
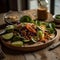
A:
[3,12,20,24]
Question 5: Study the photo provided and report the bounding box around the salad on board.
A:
[0,16,56,47]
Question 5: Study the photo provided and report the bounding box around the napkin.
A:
[0,45,5,60]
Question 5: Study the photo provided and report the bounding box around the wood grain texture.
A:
[0,10,60,60]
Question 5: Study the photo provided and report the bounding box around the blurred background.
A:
[0,0,60,15]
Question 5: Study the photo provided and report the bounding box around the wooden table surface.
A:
[0,10,60,60]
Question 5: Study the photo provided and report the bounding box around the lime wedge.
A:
[2,33,13,40]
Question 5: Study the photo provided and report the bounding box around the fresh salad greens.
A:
[46,23,55,34]
[1,15,56,47]
[20,15,33,23]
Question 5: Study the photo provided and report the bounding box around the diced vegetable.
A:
[50,34,55,38]
[34,20,47,26]
[31,37,37,43]
[46,23,55,29]
[39,22,47,25]
[23,40,30,43]
[12,36,20,42]
[34,20,40,26]
[40,25,46,32]
[2,33,13,40]
[46,23,55,34]
[37,31,44,40]
[51,23,55,30]
[11,41,23,47]
[47,28,54,34]
[37,26,42,31]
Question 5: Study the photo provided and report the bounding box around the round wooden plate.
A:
[0,10,57,52]
[0,30,57,52]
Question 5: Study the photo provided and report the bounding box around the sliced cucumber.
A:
[6,25,15,30]
[31,37,37,43]
[11,41,23,47]
[2,33,13,40]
